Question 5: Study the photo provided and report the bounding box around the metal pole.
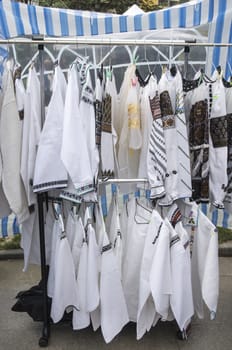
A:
[184,45,190,79]
[37,43,50,348]
[0,38,231,47]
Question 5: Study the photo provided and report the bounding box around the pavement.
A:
[0,254,232,350]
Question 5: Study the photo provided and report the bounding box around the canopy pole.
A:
[184,45,190,79]
[37,43,50,348]
[1,38,232,47]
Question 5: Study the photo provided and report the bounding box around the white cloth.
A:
[150,218,172,321]
[118,67,142,193]
[0,68,29,223]
[158,69,192,206]
[86,210,100,313]
[167,219,194,331]
[73,213,90,330]
[209,71,228,208]
[101,75,118,175]
[65,209,77,250]
[47,219,61,298]
[33,66,68,192]
[224,83,232,213]
[0,184,11,218]
[51,234,79,323]
[100,232,129,343]
[122,198,151,322]
[15,76,26,114]
[79,70,99,191]
[178,200,219,319]
[136,209,163,340]
[71,215,85,276]
[21,66,41,207]
[106,194,123,277]
[138,75,157,180]
[20,205,40,272]
[61,66,93,195]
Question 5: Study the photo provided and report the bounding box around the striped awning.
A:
[0,0,231,77]
[0,0,224,38]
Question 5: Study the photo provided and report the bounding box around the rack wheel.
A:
[39,336,48,347]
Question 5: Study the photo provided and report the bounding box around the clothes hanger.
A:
[170,64,177,77]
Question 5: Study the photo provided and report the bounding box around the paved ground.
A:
[0,257,232,350]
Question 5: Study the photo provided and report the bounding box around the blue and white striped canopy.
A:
[0,0,231,77]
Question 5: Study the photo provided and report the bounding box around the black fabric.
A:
[12,279,73,323]
[12,280,52,322]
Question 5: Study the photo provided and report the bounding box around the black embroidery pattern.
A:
[102,94,112,133]
[160,90,173,117]
[95,100,103,148]
[189,99,208,147]
[33,180,68,191]
[183,76,202,92]
[189,98,209,202]
[210,116,228,148]
[149,92,161,120]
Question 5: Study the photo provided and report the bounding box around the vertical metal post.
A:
[37,43,50,347]
[184,45,190,79]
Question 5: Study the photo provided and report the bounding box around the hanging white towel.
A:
[61,66,93,196]
[86,210,100,313]
[73,211,90,330]
[167,219,194,332]
[118,68,142,193]
[100,232,129,343]
[21,66,41,207]
[33,66,68,192]
[209,70,228,208]
[0,68,29,223]
[51,234,79,323]
[47,219,61,298]
[71,215,85,276]
[150,218,172,322]
[20,205,40,272]
[101,75,118,175]
[122,198,151,322]
[65,209,78,250]
[136,209,163,340]
[178,200,219,320]
[79,69,99,192]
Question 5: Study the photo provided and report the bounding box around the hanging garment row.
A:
[0,56,229,269]
[12,194,218,343]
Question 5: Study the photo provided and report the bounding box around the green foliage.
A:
[217,226,232,244]
[22,0,162,13]
[0,234,21,250]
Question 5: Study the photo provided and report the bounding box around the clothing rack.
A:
[8,37,229,347]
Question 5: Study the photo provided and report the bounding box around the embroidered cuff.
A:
[33,180,68,193]
[150,185,166,199]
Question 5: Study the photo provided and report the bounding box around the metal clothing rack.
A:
[6,37,231,347]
